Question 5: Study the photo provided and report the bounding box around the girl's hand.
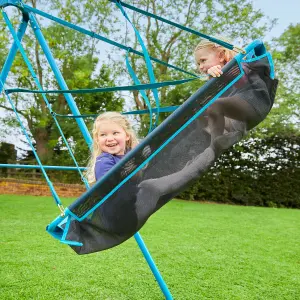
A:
[207,65,223,77]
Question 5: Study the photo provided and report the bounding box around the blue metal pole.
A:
[134,233,173,299]
[27,12,93,147]
[0,15,28,93]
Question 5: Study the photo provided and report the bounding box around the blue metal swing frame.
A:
[0,1,173,298]
[0,1,274,299]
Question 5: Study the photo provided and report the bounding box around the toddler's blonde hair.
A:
[194,35,236,64]
[85,111,139,184]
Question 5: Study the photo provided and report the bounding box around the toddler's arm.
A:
[207,65,223,77]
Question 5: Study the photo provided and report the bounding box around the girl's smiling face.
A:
[97,120,130,155]
[194,47,225,74]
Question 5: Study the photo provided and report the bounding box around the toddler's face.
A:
[97,120,129,155]
[194,47,224,74]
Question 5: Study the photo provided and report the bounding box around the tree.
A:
[267,23,300,133]
[0,0,123,166]
[108,0,276,133]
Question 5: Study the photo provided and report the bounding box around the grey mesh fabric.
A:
[65,56,278,254]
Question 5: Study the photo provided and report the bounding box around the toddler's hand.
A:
[207,65,223,77]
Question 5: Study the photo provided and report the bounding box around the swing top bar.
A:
[1,0,245,54]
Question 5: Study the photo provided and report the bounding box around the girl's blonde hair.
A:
[85,111,139,184]
[194,36,236,64]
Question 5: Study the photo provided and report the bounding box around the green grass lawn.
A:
[0,194,300,300]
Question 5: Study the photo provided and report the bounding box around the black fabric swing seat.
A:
[47,40,278,254]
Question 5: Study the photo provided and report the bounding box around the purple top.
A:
[95,152,124,181]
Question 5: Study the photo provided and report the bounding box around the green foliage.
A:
[0,142,16,163]
[180,132,300,208]
[0,142,17,177]
[264,24,300,133]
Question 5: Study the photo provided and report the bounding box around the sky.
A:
[253,0,299,39]
[0,0,299,148]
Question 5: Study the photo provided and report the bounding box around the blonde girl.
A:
[86,112,138,184]
[136,37,276,212]
[194,36,236,78]
[194,37,265,152]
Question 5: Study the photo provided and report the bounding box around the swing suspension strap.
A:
[22,4,198,77]
[5,1,235,131]
[115,1,160,130]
